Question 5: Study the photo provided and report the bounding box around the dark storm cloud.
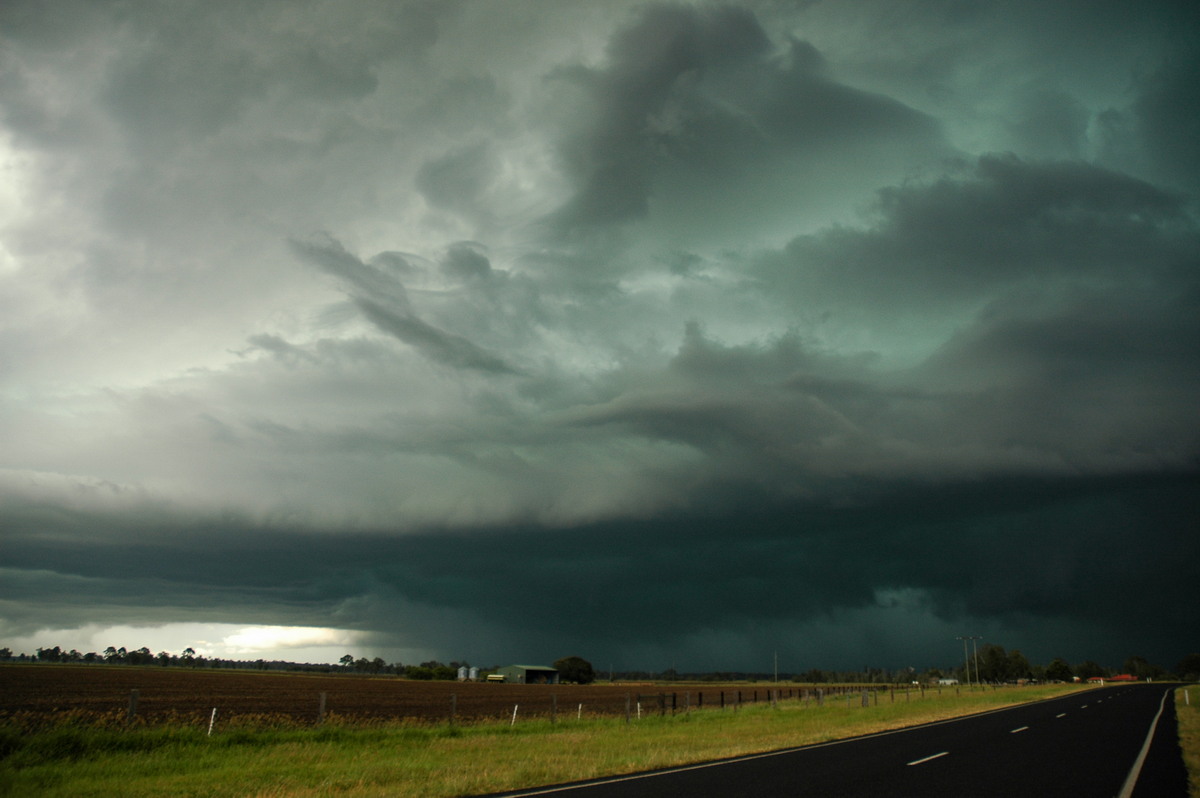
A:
[2,0,1197,671]
[291,235,519,374]
[3,470,1196,668]
[762,155,1192,306]
[1131,46,1200,191]
[416,143,499,220]
[355,298,519,375]
[545,3,945,236]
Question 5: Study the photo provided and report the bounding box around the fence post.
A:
[551,694,557,724]
[126,689,139,725]
[625,693,631,724]
[207,708,217,737]
[450,694,456,727]
[318,691,327,725]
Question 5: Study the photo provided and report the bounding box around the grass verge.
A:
[1,684,1085,797]
[1179,686,1200,798]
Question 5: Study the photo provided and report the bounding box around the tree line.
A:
[4,645,1196,684]
[0,646,600,684]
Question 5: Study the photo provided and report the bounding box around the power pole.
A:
[970,636,982,686]
[956,636,970,686]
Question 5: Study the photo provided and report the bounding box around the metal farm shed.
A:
[495,664,559,684]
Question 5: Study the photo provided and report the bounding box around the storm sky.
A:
[1,0,1197,673]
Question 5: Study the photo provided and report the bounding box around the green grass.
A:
[0,684,1085,797]
[1179,686,1200,798]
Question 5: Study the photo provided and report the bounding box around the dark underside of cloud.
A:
[4,469,1197,669]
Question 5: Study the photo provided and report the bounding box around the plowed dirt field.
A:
[1,665,757,726]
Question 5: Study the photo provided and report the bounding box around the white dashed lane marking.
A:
[907,752,949,766]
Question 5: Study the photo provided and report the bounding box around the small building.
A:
[495,664,559,684]
[938,678,959,686]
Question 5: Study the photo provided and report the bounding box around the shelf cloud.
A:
[1,0,1196,672]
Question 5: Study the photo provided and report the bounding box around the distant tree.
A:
[977,644,1008,683]
[1177,654,1200,681]
[1045,657,1073,682]
[369,657,386,674]
[799,668,826,684]
[554,656,595,684]
[1075,660,1107,680]
[182,647,196,666]
[1006,650,1032,681]
[0,647,11,660]
[36,646,63,663]
[339,654,354,669]
[1122,655,1165,680]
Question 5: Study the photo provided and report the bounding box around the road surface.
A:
[484,683,1188,797]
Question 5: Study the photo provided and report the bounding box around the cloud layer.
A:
[1,0,1197,670]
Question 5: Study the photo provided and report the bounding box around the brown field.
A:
[0,664,797,727]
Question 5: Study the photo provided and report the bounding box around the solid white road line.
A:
[1010,726,1029,733]
[1117,688,1171,798]
[1056,713,1067,718]
[907,752,949,766]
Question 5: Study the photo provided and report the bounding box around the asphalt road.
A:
[486,683,1189,797]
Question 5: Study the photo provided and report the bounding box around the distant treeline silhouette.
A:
[3,644,1196,683]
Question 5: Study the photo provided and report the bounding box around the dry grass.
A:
[1179,686,1200,798]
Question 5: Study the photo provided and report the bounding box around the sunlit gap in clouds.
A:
[3,622,371,664]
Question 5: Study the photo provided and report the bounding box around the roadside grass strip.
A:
[1177,686,1200,798]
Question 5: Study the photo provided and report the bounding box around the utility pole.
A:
[969,636,982,686]
[955,636,971,686]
